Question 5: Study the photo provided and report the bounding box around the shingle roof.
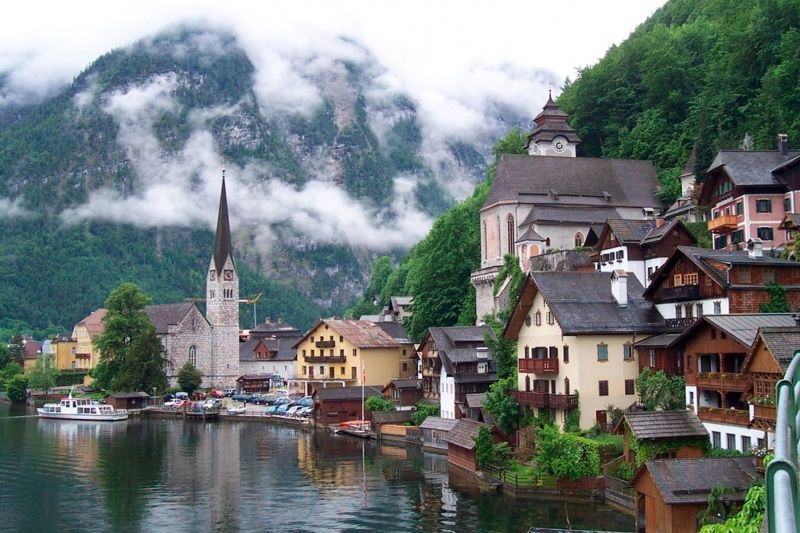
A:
[466,393,486,409]
[606,219,657,243]
[389,296,413,309]
[144,303,195,335]
[22,341,42,359]
[239,335,299,362]
[519,272,665,335]
[708,150,800,186]
[426,326,496,378]
[444,419,487,450]
[621,411,708,440]
[634,333,680,348]
[316,385,383,401]
[516,226,546,243]
[639,458,757,505]
[749,327,800,372]
[485,155,660,209]
[671,314,799,349]
[252,320,300,336]
[375,321,412,344]
[372,410,413,424]
[521,206,625,226]
[389,379,421,390]
[419,416,459,431]
[310,320,401,349]
[76,308,107,337]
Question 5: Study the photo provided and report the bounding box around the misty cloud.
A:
[0,197,29,219]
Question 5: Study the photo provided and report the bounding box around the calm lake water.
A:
[0,403,633,532]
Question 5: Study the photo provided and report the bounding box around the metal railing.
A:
[767,349,800,532]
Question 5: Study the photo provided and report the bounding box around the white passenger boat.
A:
[37,392,128,421]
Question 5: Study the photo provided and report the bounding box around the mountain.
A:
[0,27,525,337]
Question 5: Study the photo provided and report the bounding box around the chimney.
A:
[778,134,789,156]
[265,316,271,325]
[277,317,283,324]
[748,238,763,259]
[611,270,628,307]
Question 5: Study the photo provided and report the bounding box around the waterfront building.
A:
[614,411,707,466]
[51,335,78,371]
[382,378,423,408]
[505,271,664,429]
[72,308,107,371]
[699,135,800,251]
[471,95,662,319]
[444,419,502,472]
[420,416,458,452]
[20,338,43,371]
[238,318,301,388]
[144,302,213,385]
[295,319,409,396]
[417,325,497,420]
[313,385,383,424]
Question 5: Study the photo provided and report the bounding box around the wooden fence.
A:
[603,475,635,511]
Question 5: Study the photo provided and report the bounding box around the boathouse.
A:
[313,385,383,425]
[106,392,149,410]
[614,410,708,465]
[444,419,502,472]
[420,416,458,452]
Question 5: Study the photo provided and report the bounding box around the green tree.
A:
[7,333,25,364]
[364,395,395,412]
[26,354,59,395]
[483,376,527,435]
[535,424,601,480]
[94,283,167,392]
[0,343,9,368]
[635,369,686,411]
[177,363,202,396]
[0,362,23,391]
[483,314,517,380]
[411,401,439,426]
[474,426,511,468]
[348,256,396,318]
[760,282,790,313]
[6,374,28,402]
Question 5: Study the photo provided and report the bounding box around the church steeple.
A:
[526,91,581,157]
[212,167,234,273]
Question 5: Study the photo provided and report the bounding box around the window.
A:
[684,273,699,285]
[689,391,695,405]
[624,379,635,395]
[597,343,608,361]
[714,235,728,249]
[757,227,774,241]
[742,436,752,452]
[302,349,306,357]
[352,367,357,380]
[616,250,624,260]
[189,345,197,367]
[739,269,751,283]
[310,349,315,357]
[649,349,656,367]
[302,365,307,375]
[525,315,532,327]
[763,269,777,284]
[563,345,569,364]
[713,301,722,314]
[524,346,530,358]
[731,229,744,245]
[546,311,554,325]
[549,346,558,359]
[353,349,357,357]
[724,207,731,216]
[673,273,683,286]
[506,215,515,255]
[675,305,683,319]
[735,202,743,215]
[726,433,736,450]
[712,431,721,448]
[574,232,584,248]
[339,335,343,342]
[599,380,609,396]
[340,349,345,357]
[535,311,542,326]
[756,199,772,213]
[685,303,693,319]
[696,303,703,317]
[785,197,792,212]
[319,366,324,375]
[478,362,488,374]
[623,344,633,361]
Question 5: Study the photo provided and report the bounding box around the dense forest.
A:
[355,0,800,340]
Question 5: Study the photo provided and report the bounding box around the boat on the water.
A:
[37,392,128,421]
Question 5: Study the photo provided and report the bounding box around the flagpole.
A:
[361,357,364,427]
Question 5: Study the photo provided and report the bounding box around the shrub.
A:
[411,402,439,426]
[535,424,601,480]
[6,375,28,402]
[365,396,395,412]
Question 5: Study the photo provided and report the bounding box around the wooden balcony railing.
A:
[665,317,698,330]
[697,406,750,426]
[518,358,559,374]
[658,284,701,302]
[303,355,346,364]
[753,404,776,422]
[696,372,749,393]
[315,340,336,348]
[708,214,739,233]
[512,390,578,410]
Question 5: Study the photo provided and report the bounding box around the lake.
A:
[0,403,633,532]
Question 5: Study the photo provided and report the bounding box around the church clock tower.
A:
[525,91,581,157]
[206,169,240,386]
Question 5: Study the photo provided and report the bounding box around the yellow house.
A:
[294,319,406,396]
[72,308,107,371]
[52,335,80,371]
[505,271,665,429]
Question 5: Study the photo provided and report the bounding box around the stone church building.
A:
[147,175,241,388]
[471,94,663,320]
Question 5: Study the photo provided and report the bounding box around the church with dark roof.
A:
[471,94,663,319]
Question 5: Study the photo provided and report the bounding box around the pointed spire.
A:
[213,167,234,274]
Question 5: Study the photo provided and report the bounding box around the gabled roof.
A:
[252,320,300,336]
[389,296,413,310]
[316,385,383,401]
[375,321,412,345]
[485,155,661,209]
[633,333,680,348]
[743,326,800,373]
[240,335,299,362]
[520,206,625,226]
[22,340,43,359]
[425,326,497,378]
[599,218,694,249]
[299,320,401,349]
[618,411,708,441]
[635,458,757,505]
[75,308,108,337]
[144,302,197,335]
[444,419,488,450]
[386,379,421,391]
[212,176,235,273]
[707,150,800,186]
[419,416,459,431]
[506,272,665,338]
[670,314,799,349]
[516,226,546,243]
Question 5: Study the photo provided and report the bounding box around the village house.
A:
[471,95,662,319]
[614,411,708,466]
[633,457,758,533]
[313,385,383,425]
[464,393,495,424]
[238,318,301,389]
[632,332,683,378]
[643,244,800,329]
[72,308,107,371]
[20,338,43,371]
[420,416,459,452]
[295,319,409,396]
[505,270,665,429]
[373,321,416,379]
[418,325,497,420]
[382,378,423,408]
[699,135,800,251]
[51,335,79,372]
[592,218,696,287]
[371,409,414,441]
[670,313,798,451]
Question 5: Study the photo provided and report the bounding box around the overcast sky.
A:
[1,1,667,251]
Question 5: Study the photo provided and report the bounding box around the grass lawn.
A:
[585,432,624,455]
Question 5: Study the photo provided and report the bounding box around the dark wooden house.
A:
[236,373,272,393]
[383,379,423,408]
[106,392,149,410]
[614,411,707,466]
[633,457,757,533]
[313,385,383,425]
[444,419,502,472]
[419,416,458,452]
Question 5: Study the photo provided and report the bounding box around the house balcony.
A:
[303,355,347,364]
[698,406,750,426]
[665,317,698,330]
[708,215,739,234]
[518,358,559,374]
[696,372,749,393]
[753,403,776,422]
[421,367,439,378]
[315,340,336,348]
[512,391,578,410]
[658,284,701,302]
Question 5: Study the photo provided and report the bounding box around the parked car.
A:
[297,406,313,417]
[285,405,302,417]
[162,393,176,402]
[231,393,253,403]
[227,405,246,415]
[209,389,225,398]
[275,403,290,415]
[274,389,289,396]
[203,399,222,409]
[177,400,192,408]
[274,396,291,405]
[250,394,266,405]
[163,399,181,408]
[261,394,278,405]
[175,392,189,400]
[223,388,236,397]
[264,405,280,415]
[298,397,314,407]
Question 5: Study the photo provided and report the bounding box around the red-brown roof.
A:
[76,309,107,337]
[303,319,401,349]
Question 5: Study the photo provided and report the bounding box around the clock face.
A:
[553,137,566,153]
[209,270,216,281]
[224,269,234,281]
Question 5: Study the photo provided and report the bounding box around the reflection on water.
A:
[0,404,633,532]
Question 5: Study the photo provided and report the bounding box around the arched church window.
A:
[545,237,551,247]
[506,215,515,255]
[574,232,584,248]
[189,346,197,367]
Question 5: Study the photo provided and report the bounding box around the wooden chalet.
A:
[743,326,800,432]
[633,333,682,377]
[614,411,708,465]
[106,392,149,410]
[444,419,502,472]
[382,379,423,408]
[313,385,383,425]
[633,458,757,533]
[236,373,272,393]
